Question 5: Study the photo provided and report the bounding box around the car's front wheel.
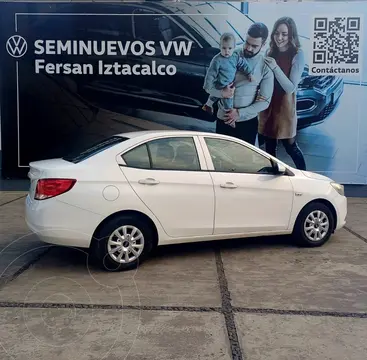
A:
[91,215,155,271]
[292,202,335,247]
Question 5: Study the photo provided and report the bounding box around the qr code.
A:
[311,16,362,70]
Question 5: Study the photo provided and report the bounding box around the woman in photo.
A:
[258,16,306,170]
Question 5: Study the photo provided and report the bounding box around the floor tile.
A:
[221,229,367,312]
[0,308,231,360]
[235,312,367,360]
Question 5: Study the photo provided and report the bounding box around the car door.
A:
[118,135,215,238]
[198,136,294,235]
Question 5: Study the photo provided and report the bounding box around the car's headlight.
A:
[330,182,344,196]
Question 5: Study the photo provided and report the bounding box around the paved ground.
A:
[0,192,366,360]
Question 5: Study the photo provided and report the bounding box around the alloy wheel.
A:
[107,225,145,264]
[303,210,330,242]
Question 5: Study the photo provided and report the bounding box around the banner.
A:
[0,1,365,184]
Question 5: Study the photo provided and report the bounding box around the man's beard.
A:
[243,48,261,58]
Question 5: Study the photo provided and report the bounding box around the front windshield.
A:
[178,3,253,48]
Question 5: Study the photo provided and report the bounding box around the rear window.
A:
[62,136,128,163]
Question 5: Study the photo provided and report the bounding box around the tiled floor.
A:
[0,194,366,359]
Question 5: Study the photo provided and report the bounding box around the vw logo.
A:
[6,35,28,58]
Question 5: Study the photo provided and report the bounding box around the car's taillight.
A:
[35,178,76,200]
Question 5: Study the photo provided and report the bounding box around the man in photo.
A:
[204,22,274,145]
[202,31,255,128]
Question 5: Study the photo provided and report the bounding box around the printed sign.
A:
[0,1,366,185]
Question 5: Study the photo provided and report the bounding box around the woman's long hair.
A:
[268,17,301,58]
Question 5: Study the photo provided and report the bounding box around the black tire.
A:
[90,215,155,272]
[292,202,335,247]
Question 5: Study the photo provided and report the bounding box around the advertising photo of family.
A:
[201,18,307,171]
[0,1,365,184]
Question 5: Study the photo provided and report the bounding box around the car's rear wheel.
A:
[292,202,335,247]
[91,215,155,271]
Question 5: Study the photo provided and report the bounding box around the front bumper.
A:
[334,194,347,231]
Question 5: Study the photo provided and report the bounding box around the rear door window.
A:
[121,137,201,171]
[122,144,151,169]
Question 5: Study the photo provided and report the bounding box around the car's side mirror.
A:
[270,160,286,175]
[277,163,286,175]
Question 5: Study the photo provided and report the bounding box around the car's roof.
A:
[115,129,225,140]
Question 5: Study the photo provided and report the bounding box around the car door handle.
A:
[220,182,237,189]
[138,178,160,185]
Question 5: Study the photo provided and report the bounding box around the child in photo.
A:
[202,32,255,127]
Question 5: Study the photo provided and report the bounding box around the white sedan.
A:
[25,130,347,271]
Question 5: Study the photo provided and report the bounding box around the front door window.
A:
[204,137,273,174]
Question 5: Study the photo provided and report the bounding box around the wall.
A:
[0,0,366,184]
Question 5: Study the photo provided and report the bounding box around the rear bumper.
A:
[25,195,103,248]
